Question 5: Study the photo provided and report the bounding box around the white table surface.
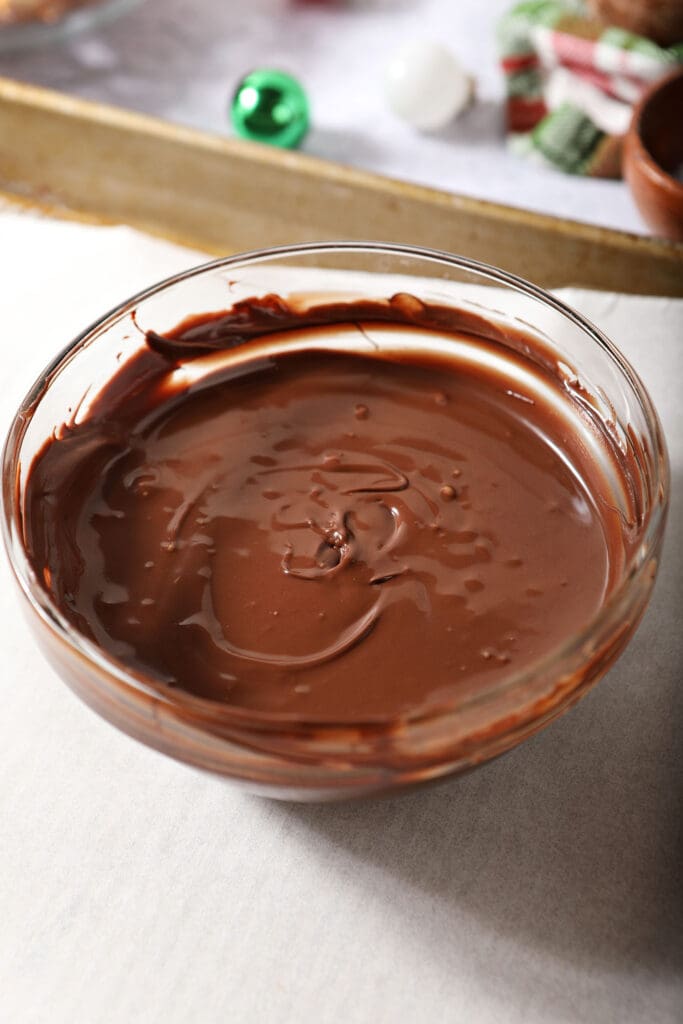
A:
[0,213,681,1024]
[0,0,652,235]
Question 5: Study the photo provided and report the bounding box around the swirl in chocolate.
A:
[24,294,629,720]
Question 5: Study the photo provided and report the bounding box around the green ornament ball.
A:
[231,69,310,149]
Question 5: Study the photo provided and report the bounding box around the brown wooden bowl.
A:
[589,0,683,47]
[623,68,683,241]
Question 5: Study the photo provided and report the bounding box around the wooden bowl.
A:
[623,68,683,241]
[588,0,683,46]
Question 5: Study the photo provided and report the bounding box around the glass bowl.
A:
[1,243,669,800]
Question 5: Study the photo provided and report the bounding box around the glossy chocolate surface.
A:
[23,294,629,720]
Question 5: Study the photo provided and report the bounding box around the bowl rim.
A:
[627,66,683,199]
[1,240,670,732]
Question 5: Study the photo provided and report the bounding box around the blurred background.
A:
[0,0,680,234]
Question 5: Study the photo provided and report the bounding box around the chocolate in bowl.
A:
[1,244,668,800]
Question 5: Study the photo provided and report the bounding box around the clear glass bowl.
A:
[1,244,669,800]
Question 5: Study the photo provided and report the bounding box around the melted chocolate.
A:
[23,294,630,720]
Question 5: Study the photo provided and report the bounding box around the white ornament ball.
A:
[384,40,472,131]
